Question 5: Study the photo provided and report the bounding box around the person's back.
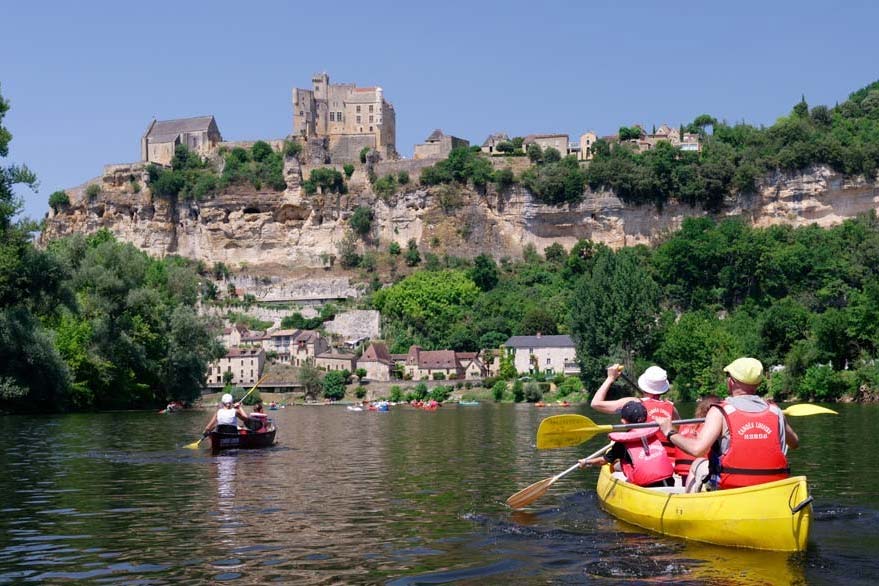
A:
[711,394,789,489]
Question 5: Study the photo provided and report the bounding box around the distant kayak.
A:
[458,400,480,406]
[347,406,363,412]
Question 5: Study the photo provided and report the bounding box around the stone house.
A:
[221,324,249,348]
[523,134,569,156]
[141,116,222,166]
[268,329,328,365]
[413,129,469,160]
[402,346,486,380]
[292,72,397,161]
[481,132,510,155]
[503,334,579,376]
[206,347,265,387]
[357,342,393,381]
[578,131,598,161]
[315,349,357,373]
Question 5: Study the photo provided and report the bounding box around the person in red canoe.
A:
[673,394,720,484]
[658,358,799,493]
[244,401,269,432]
[590,364,680,461]
[578,401,675,488]
[203,393,249,436]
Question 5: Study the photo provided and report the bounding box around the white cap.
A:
[637,366,670,395]
[221,393,234,404]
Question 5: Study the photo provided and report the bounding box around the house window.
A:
[529,348,534,354]
[369,105,374,113]
[369,126,373,132]
[546,358,551,365]
[356,116,361,123]
[337,112,343,121]
[329,112,334,122]
[369,115,373,123]
[356,105,361,113]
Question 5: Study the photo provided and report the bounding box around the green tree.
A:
[298,363,323,400]
[526,143,542,163]
[512,379,525,402]
[570,248,661,386]
[470,253,498,291]
[520,307,558,335]
[491,380,507,401]
[524,381,543,402]
[323,370,347,400]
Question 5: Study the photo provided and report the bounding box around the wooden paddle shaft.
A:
[554,442,613,481]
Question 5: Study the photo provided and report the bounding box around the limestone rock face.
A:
[41,165,879,268]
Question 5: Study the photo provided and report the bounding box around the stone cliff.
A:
[41,161,879,269]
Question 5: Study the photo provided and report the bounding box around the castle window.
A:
[356,105,361,113]
[356,116,361,123]
[369,105,374,113]
[329,112,334,121]
[369,115,373,123]
[369,126,373,132]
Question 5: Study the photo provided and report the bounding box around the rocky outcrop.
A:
[41,165,879,268]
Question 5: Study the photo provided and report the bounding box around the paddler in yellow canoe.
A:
[657,357,799,493]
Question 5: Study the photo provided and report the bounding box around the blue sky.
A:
[2,0,877,219]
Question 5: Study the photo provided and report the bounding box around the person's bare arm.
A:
[203,413,217,434]
[784,419,799,449]
[590,365,635,414]
[658,409,723,457]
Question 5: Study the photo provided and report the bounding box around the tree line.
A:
[370,213,879,402]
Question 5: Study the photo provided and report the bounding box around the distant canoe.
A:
[209,426,276,453]
[458,400,480,406]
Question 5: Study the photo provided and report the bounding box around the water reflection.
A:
[0,403,876,584]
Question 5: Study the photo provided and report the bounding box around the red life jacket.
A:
[640,397,676,460]
[608,427,675,487]
[673,422,704,477]
[713,400,790,489]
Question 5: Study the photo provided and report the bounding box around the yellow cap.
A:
[723,357,763,385]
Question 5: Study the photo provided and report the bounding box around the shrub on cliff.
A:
[308,167,346,194]
[221,143,285,192]
[48,190,69,210]
[85,183,101,199]
[343,163,355,178]
[419,147,495,190]
[359,147,371,164]
[373,174,397,198]
[350,206,373,237]
[284,140,302,158]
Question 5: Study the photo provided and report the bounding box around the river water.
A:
[0,403,876,585]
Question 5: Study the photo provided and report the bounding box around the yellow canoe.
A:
[595,466,812,552]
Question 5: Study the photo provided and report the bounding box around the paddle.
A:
[184,374,269,449]
[506,442,613,510]
[536,403,838,449]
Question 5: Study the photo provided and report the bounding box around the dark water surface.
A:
[0,403,876,585]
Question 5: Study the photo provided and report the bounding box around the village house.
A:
[413,129,469,160]
[578,131,598,161]
[357,342,393,381]
[206,347,265,387]
[315,348,357,373]
[292,72,396,161]
[403,346,487,380]
[502,334,579,376]
[481,132,510,155]
[267,329,328,365]
[523,134,569,156]
[141,116,222,166]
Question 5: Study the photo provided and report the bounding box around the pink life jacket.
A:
[608,427,675,487]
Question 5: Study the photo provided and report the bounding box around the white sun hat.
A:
[637,366,670,395]
[221,393,234,404]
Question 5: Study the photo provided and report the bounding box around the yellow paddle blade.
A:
[536,414,612,449]
[184,437,205,450]
[506,476,557,509]
[782,404,838,416]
